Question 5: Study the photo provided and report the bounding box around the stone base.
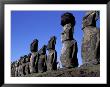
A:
[22,64,100,77]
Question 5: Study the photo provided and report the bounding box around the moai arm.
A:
[53,51,55,64]
[44,54,47,66]
[72,41,78,67]
[35,53,39,66]
[72,41,76,58]
[44,54,47,71]
[33,53,36,66]
[53,51,57,64]
[94,30,100,63]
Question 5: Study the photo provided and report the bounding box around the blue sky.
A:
[11,11,100,67]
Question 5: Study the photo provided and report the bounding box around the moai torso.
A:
[81,11,100,65]
[38,45,47,73]
[30,52,38,73]
[30,39,38,73]
[47,50,57,70]
[47,36,57,71]
[61,39,78,68]
[60,13,78,68]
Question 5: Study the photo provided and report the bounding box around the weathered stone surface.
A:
[30,39,39,73]
[47,36,56,50]
[38,45,47,73]
[60,12,78,68]
[17,57,22,76]
[47,50,57,70]
[24,55,30,75]
[17,56,26,76]
[60,40,78,68]
[24,64,100,77]
[81,11,100,64]
[30,52,38,73]
[61,26,73,42]
[30,39,38,52]
[11,62,16,77]
[14,60,19,76]
[47,36,57,71]
[82,11,99,29]
[25,62,30,75]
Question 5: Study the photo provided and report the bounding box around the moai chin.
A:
[30,39,38,73]
[81,11,100,65]
[47,36,57,71]
[60,12,79,68]
[38,45,47,73]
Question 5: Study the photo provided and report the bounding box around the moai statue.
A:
[11,62,14,76]
[22,56,26,76]
[18,56,26,76]
[14,60,19,76]
[18,57,22,76]
[81,11,100,65]
[11,62,16,77]
[60,12,79,68]
[24,55,30,75]
[47,36,57,71]
[30,39,38,73]
[38,45,47,73]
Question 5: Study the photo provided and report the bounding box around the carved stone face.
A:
[30,39,38,52]
[47,36,56,50]
[82,11,99,29]
[63,23,73,32]
[39,45,47,54]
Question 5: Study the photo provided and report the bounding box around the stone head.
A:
[82,11,99,29]
[30,39,38,52]
[27,53,31,62]
[19,56,25,64]
[14,61,18,67]
[47,36,56,50]
[39,45,47,54]
[24,55,28,62]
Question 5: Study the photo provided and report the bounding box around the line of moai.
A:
[11,36,57,76]
[81,11,100,65]
[11,11,100,77]
[11,54,31,77]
